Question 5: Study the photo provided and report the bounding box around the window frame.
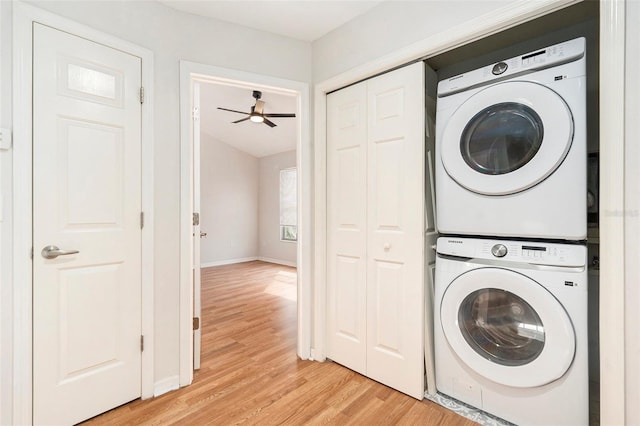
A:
[279,167,297,242]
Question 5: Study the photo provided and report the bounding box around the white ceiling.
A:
[171,1,386,158]
[200,83,298,158]
[159,0,384,42]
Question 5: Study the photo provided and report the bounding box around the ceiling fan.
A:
[217,90,296,128]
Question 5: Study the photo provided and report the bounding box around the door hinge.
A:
[193,317,200,331]
[139,87,145,104]
[140,211,144,229]
[192,106,200,121]
[193,212,200,226]
[140,335,144,352]
[30,247,33,259]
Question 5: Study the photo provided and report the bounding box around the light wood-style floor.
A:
[84,261,475,425]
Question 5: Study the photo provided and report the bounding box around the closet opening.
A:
[422,1,599,423]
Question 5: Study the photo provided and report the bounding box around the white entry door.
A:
[32,23,142,425]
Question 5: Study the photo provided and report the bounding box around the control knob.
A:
[491,244,508,258]
[492,62,508,75]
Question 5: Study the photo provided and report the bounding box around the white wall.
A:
[311,0,510,83]
[258,150,297,266]
[200,134,259,266]
[1,0,311,398]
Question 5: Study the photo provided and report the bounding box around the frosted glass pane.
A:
[67,63,117,99]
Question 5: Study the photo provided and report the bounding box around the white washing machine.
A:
[435,38,587,240]
[434,237,588,426]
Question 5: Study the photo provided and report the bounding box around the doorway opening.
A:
[178,61,311,386]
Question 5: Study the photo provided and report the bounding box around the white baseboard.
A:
[257,257,297,267]
[154,375,180,397]
[200,257,258,268]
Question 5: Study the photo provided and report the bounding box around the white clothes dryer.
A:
[435,38,587,240]
[434,237,588,425]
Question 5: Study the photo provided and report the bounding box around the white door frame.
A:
[192,81,202,371]
[599,1,626,424]
[178,60,311,386]
[313,0,628,424]
[11,3,155,424]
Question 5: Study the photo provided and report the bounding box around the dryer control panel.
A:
[438,37,586,97]
[437,237,586,268]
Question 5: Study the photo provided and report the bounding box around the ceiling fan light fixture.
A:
[218,90,294,128]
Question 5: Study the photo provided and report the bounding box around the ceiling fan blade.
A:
[263,113,296,118]
[217,107,249,115]
[263,118,277,127]
[254,100,265,114]
[232,117,251,124]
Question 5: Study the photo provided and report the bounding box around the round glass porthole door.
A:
[461,102,544,175]
[440,267,575,388]
[458,288,545,366]
[439,81,574,195]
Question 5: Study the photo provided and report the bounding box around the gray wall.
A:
[199,145,297,267]
[200,135,259,266]
[258,150,297,265]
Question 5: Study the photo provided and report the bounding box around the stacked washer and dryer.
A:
[433,38,589,425]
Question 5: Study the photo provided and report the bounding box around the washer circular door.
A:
[440,267,575,388]
[440,81,574,195]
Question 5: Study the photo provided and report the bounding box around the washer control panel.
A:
[438,37,585,97]
[437,237,586,268]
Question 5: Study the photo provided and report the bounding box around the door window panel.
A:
[458,288,545,366]
[460,102,544,175]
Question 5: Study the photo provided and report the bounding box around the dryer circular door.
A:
[440,81,574,195]
[440,267,576,388]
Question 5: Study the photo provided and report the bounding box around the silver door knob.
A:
[200,232,207,238]
[41,245,79,259]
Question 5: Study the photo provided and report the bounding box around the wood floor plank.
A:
[82,261,475,425]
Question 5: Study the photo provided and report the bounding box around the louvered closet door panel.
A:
[326,81,368,374]
[366,62,425,399]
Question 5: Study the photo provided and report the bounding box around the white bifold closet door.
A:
[327,61,425,399]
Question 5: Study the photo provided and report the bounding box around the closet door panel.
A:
[366,62,425,399]
[371,260,404,352]
[326,82,368,374]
